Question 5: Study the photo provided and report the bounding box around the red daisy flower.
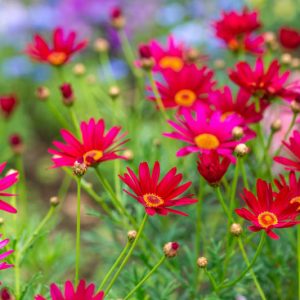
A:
[279,27,300,50]
[164,105,254,160]
[274,130,300,171]
[119,161,197,216]
[49,118,128,168]
[235,179,299,239]
[25,27,87,66]
[197,150,231,186]
[0,235,14,271]
[35,280,104,300]
[209,86,267,124]
[149,65,215,110]
[229,58,293,101]
[0,95,17,119]
[0,163,18,214]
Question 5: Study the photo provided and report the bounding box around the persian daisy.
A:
[279,27,300,50]
[49,118,128,168]
[25,27,87,66]
[119,161,197,216]
[0,235,14,271]
[235,179,299,239]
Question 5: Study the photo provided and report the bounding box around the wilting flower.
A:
[25,27,87,66]
[119,161,197,216]
[49,118,128,168]
[0,162,18,214]
[35,280,104,300]
[197,150,231,186]
[0,235,14,271]
[279,27,300,50]
[213,8,264,54]
[274,130,300,171]
[164,105,253,160]
[209,86,267,124]
[0,95,17,119]
[149,65,215,111]
[235,179,299,239]
[229,58,293,101]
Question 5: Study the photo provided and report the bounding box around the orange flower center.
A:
[228,38,240,51]
[290,196,300,211]
[257,211,278,228]
[47,52,67,65]
[143,193,164,207]
[83,150,103,166]
[194,133,220,150]
[159,56,183,71]
[174,89,197,107]
[221,111,235,121]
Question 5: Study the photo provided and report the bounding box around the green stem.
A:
[123,255,166,300]
[105,214,148,295]
[204,269,219,293]
[46,100,70,129]
[69,106,80,137]
[216,187,234,222]
[230,161,240,216]
[75,178,82,286]
[14,254,21,300]
[297,225,300,299]
[254,97,261,112]
[239,158,249,189]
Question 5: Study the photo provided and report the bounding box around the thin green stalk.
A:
[230,161,240,215]
[105,214,148,295]
[254,97,261,112]
[98,241,131,291]
[14,254,21,300]
[69,106,80,136]
[239,158,249,189]
[46,100,70,129]
[99,52,115,85]
[75,178,82,286]
[123,256,166,300]
[204,268,219,293]
[216,187,234,222]
[297,225,300,299]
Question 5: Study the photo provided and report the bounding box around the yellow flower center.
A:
[83,150,103,166]
[47,51,67,65]
[290,196,300,211]
[143,193,164,207]
[159,56,183,71]
[228,38,240,51]
[174,89,197,107]
[257,211,278,228]
[221,111,235,121]
[194,133,220,150]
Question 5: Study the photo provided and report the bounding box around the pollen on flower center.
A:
[228,38,240,51]
[174,89,197,107]
[47,52,67,65]
[290,196,300,211]
[194,133,220,150]
[143,193,164,207]
[83,150,103,166]
[258,211,278,228]
[159,56,183,71]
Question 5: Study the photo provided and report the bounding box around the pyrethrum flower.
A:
[25,27,87,66]
[35,280,104,300]
[164,105,254,160]
[0,163,18,213]
[0,95,18,119]
[119,161,197,216]
[279,27,300,50]
[235,179,299,239]
[274,130,300,171]
[149,65,215,110]
[49,118,128,168]
[0,235,14,271]
[197,150,231,186]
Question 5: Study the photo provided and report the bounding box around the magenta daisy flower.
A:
[0,235,14,271]
[49,118,128,168]
[119,161,197,216]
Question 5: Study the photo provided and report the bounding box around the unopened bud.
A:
[0,287,13,300]
[60,83,74,106]
[110,7,126,30]
[123,149,134,160]
[281,53,292,65]
[213,59,225,69]
[235,143,249,157]
[185,48,199,63]
[50,196,59,207]
[127,230,137,242]
[36,86,50,101]
[230,223,243,236]
[291,58,300,69]
[291,100,300,114]
[9,134,24,155]
[0,218,4,226]
[153,138,161,147]
[94,38,110,53]
[73,63,86,76]
[197,256,208,268]
[232,126,244,139]
[72,161,87,177]
[163,242,179,258]
[271,119,282,132]
[263,31,276,45]
[109,86,120,99]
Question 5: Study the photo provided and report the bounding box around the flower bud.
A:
[109,86,120,99]
[36,86,50,101]
[291,58,300,69]
[94,38,110,53]
[185,48,200,63]
[291,100,300,114]
[127,230,137,242]
[153,138,161,147]
[9,134,24,155]
[73,63,86,76]
[232,126,244,139]
[60,83,74,106]
[123,149,134,160]
[213,59,225,69]
[0,95,18,118]
[263,31,276,45]
[163,242,179,258]
[230,223,243,236]
[271,119,282,132]
[197,256,208,268]
[0,287,13,300]
[50,196,59,207]
[138,44,155,70]
[234,143,249,157]
[72,161,87,177]
[281,53,292,65]
[0,218,4,226]
[110,7,126,30]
